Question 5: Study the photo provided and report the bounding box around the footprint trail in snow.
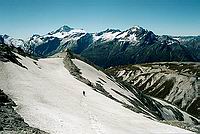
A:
[80,97,105,134]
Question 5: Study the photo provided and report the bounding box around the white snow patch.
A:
[45,29,86,39]
[117,70,126,77]
[93,32,121,42]
[153,98,198,124]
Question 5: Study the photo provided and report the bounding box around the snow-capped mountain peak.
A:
[115,26,152,43]
[115,27,141,42]
[128,25,144,32]
[30,34,41,40]
[93,28,121,42]
[52,25,73,34]
[45,25,86,39]
[0,34,26,48]
[2,34,10,39]
[26,25,155,56]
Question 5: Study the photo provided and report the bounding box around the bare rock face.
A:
[0,36,4,44]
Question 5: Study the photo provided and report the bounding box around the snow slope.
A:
[73,59,200,124]
[0,54,194,134]
[72,59,139,106]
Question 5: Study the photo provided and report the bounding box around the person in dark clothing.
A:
[83,91,86,97]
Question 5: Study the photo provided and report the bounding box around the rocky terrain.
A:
[106,62,200,119]
[0,44,28,69]
[0,89,47,134]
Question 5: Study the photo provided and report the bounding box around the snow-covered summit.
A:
[92,25,149,43]
[27,25,87,50]
[115,25,149,43]
[0,34,26,48]
[128,25,144,32]
[2,34,10,39]
[93,28,121,41]
[50,25,73,34]
[46,25,86,39]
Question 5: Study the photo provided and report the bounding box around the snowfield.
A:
[0,54,194,134]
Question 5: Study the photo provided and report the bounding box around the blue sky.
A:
[0,0,200,39]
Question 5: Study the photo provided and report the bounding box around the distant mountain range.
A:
[1,25,200,68]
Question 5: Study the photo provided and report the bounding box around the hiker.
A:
[83,91,86,97]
